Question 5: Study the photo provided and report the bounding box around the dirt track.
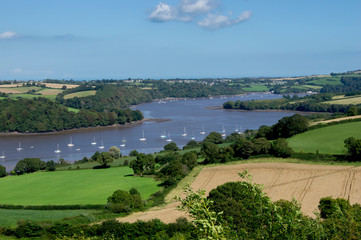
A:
[118,162,361,223]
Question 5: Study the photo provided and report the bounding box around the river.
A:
[0,93,296,170]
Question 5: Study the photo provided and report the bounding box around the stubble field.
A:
[119,161,361,223]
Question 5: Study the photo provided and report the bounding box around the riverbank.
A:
[0,118,171,136]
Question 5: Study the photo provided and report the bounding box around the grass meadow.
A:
[325,95,361,105]
[288,122,361,154]
[0,167,161,205]
[242,84,269,92]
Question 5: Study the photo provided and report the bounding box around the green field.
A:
[64,90,96,99]
[67,107,80,113]
[242,84,269,92]
[324,96,361,105]
[307,77,342,86]
[0,167,161,205]
[0,209,100,227]
[8,93,57,100]
[288,122,361,154]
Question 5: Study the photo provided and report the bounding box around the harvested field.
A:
[118,162,361,223]
[0,88,22,94]
[37,88,63,95]
[43,83,79,89]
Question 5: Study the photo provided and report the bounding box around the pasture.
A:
[242,84,268,92]
[0,167,161,205]
[63,90,97,99]
[288,121,361,154]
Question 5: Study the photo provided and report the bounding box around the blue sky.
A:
[0,0,360,80]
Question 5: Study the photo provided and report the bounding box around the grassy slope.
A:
[0,167,160,205]
[288,122,361,154]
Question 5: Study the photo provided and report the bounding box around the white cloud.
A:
[235,11,253,23]
[149,2,177,22]
[179,0,216,14]
[149,0,252,29]
[0,31,18,39]
[198,11,252,29]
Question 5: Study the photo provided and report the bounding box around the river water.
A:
[0,93,296,170]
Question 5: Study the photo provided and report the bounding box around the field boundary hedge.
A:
[0,204,104,210]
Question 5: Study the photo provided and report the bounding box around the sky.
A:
[0,0,360,80]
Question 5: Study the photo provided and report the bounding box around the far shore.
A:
[0,118,171,137]
[206,105,318,115]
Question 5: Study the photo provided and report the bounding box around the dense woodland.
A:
[0,98,142,132]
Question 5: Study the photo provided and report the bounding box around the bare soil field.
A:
[118,162,361,223]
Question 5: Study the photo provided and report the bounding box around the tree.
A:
[130,153,155,175]
[271,138,293,158]
[183,140,201,150]
[203,132,223,144]
[96,151,114,167]
[344,137,361,160]
[181,151,198,170]
[272,114,309,139]
[0,164,6,178]
[14,158,46,174]
[232,139,254,159]
[252,137,271,155]
[129,150,139,157]
[201,142,219,164]
[164,142,180,151]
[109,146,121,159]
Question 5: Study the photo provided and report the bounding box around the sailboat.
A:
[191,131,195,140]
[91,136,97,145]
[221,126,226,137]
[166,133,172,142]
[235,125,239,133]
[16,142,23,151]
[200,126,206,135]
[140,131,146,141]
[181,127,187,137]
[160,131,167,139]
[0,151,5,159]
[67,137,74,147]
[54,144,61,154]
[120,137,126,147]
[98,140,105,149]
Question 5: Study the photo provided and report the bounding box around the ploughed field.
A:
[119,162,361,223]
[0,167,161,205]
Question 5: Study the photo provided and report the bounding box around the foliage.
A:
[108,146,121,159]
[0,164,6,178]
[164,142,180,151]
[14,158,45,174]
[203,132,224,144]
[183,140,202,150]
[96,151,114,168]
[129,150,139,157]
[271,114,309,139]
[344,137,361,161]
[175,185,226,240]
[130,153,155,175]
[201,142,220,164]
[232,139,254,159]
[271,138,293,158]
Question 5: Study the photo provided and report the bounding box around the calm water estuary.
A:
[0,93,296,170]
